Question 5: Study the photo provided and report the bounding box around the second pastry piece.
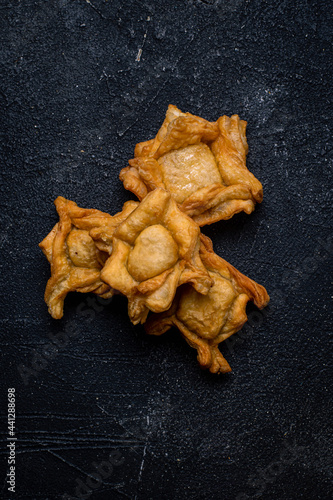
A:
[120,104,263,226]
[100,188,213,325]
[145,234,269,374]
[39,196,138,319]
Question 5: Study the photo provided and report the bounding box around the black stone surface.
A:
[1,1,332,499]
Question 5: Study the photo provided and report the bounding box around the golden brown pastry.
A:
[39,197,138,319]
[145,234,269,374]
[100,188,213,325]
[119,104,263,226]
[39,102,270,376]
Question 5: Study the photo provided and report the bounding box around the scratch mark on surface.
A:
[83,0,105,20]
[134,444,147,500]
[134,414,150,499]
[102,70,112,94]
[96,403,112,416]
[118,74,171,137]
[135,48,143,62]
[14,433,141,442]
[12,443,143,455]
[136,16,150,62]
[119,27,205,137]
[249,220,262,255]
[107,486,132,499]
[137,444,147,481]
[47,449,98,480]
[197,0,216,5]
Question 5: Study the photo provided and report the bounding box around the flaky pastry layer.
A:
[145,234,269,374]
[120,104,263,226]
[39,197,138,319]
[100,188,213,325]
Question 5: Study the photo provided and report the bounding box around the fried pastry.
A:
[119,104,263,226]
[39,197,138,319]
[100,188,213,325]
[39,101,270,376]
[145,234,269,374]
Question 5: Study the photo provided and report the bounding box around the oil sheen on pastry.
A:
[145,234,269,374]
[100,188,213,325]
[120,104,263,226]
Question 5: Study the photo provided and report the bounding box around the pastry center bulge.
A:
[67,229,100,269]
[127,224,179,282]
[157,143,222,203]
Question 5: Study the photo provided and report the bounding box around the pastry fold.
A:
[39,197,138,319]
[39,104,270,376]
[100,188,213,325]
[120,104,263,226]
[145,234,269,374]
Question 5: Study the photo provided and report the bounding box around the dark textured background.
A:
[1,1,332,499]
